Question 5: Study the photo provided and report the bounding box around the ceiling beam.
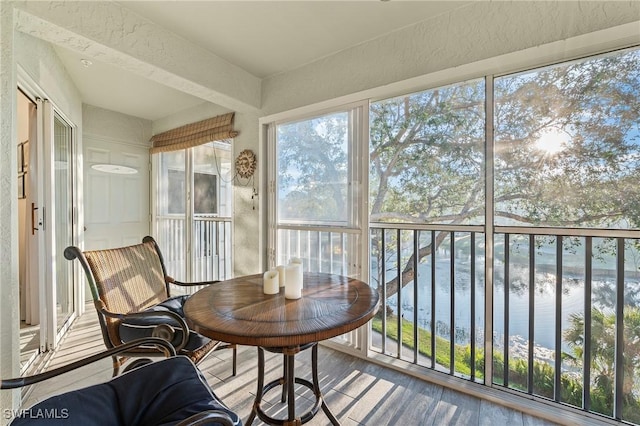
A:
[14,1,261,112]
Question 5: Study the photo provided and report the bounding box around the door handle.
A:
[31,203,38,235]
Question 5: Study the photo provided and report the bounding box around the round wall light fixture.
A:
[91,164,138,174]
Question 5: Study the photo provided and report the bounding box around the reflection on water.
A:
[380,256,640,355]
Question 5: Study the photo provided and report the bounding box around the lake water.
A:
[378,256,619,354]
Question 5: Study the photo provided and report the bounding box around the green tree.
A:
[369,48,640,297]
[564,307,640,421]
[277,112,349,223]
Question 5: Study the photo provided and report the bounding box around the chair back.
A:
[64,239,171,348]
[83,241,169,313]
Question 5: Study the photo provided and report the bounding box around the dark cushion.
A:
[12,356,241,426]
[118,296,210,352]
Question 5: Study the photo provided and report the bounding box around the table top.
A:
[183,272,380,348]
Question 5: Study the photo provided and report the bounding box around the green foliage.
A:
[564,306,640,423]
[277,113,350,222]
[369,82,485,225]
[367,49,640,229]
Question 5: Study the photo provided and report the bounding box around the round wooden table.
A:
[184,272,380,426]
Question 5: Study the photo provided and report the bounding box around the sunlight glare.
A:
[534,129,570,155]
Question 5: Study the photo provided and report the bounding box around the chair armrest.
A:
[100,307,190,352]
[1,337,175,389]
[176,410,237,426]
[167,276,221,287]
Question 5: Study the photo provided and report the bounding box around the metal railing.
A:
[370,223,640,424]
[156,216,232,287]
[276,226,361,278]
[276,226,362,349]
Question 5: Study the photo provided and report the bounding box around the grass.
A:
[371,313,484,380]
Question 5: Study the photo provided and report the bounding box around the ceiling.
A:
[51,1,472,121]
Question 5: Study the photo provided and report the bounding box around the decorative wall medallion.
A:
[235,149,257,179]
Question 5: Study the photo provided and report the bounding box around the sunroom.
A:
[1,2,639,425]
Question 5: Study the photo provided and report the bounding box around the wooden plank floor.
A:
[23,311,559,426]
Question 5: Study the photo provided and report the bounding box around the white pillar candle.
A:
[284,264,303,299]
[276,265,286,287]
[263,270,279,295]
[289,258,303,287]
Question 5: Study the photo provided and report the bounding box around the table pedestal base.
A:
[246,343,340,426]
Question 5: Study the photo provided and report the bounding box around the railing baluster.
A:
[307,230,312,273]
[330,232,334,274]
[397,229,402,359]
[317,231,322,272]
[470,232,476,381]
[381,229,387,355]
[584,236,592,412]
[413,230,419,365]
[504,233,510,387]
[528,234,535,394]
[341,232,346,276]
[208,220,213,280]
[450,231,455,375]
[554,236,563,402]
[431,230,436,370]
[615,237,625,420]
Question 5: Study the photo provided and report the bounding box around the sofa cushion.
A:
[12,356,241,426]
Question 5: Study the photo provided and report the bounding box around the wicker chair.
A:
[64,236,236,377]
[2,337,241,425]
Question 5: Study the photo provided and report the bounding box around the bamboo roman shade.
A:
[150,112,238,154]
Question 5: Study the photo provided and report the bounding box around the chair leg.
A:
[232,345,237,376]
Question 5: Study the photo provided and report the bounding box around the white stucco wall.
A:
[14,32,82,125]
[262,1,640,115]
[13,1,261,112]
[0,2,21,416]
[84,104,152,146]
[82,105,152,273]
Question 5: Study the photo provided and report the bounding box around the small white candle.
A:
[284,264,303,299]
[289,258,304,287]
[263,270,279,295]
[276,265,286,287]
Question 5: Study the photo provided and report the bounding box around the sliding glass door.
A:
[52,113,75,335]
[42,102,77,348]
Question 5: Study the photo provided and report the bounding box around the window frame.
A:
[266,100,369,279]
[259,24,640,422]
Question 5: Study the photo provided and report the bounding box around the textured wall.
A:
[262,1,640,114]
[13,1,261,112]
[14,32,82,124]
[0,2,21,417]
[83,104,152,146]
[229,108,261,276]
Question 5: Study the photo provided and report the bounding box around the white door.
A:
[83,136,149,273]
